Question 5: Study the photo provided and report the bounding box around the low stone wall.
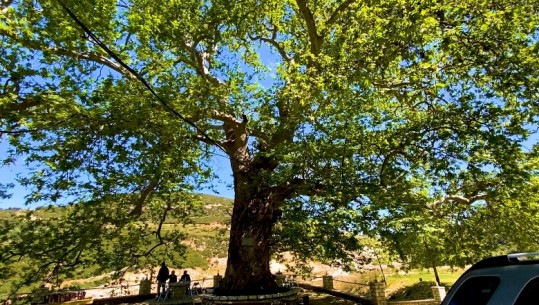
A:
[316,277,445,305]
[202,288,303,305]
[388,299,437,305]
[92,294,155,305]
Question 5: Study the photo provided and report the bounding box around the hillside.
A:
[177,194,234,267]
[0,194,234,295]
[0,195,463,299]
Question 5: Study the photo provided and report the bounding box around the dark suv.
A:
[442,252,539,305]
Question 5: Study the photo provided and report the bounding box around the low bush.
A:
[388,281,451,301]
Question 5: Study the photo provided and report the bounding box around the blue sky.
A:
[0,140,29,208]
[0,140,235,209]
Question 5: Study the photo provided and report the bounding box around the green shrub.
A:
[388,281,451,301]
[182,249,209,269]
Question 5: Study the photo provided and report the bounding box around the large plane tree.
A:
[1,0,539,295]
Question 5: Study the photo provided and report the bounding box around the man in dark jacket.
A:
[156,262,170,296]
[180,270,191,283]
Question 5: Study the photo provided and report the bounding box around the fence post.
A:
[31,286,50,304]
[213,274,223,288]
[431,286,446,304]
[322,275,334,290]
[275,273,286,287]
[169,282,189,300]
[139,279,151,295]
[369,282,386,305]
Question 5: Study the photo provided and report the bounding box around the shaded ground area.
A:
[305,291,361,305]
[122,292,361,305]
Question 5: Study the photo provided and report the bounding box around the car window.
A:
[447,276,500,305]
[514,277,539,305]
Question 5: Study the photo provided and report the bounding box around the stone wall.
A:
[320,277,445,305]
[138,279,151,295]
[431,286,446,302]
[201,287,303,305]
[369,282,386,305]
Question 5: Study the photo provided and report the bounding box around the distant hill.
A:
[192,194,233,224]
[182,194,233,265]
[0,194,234,294]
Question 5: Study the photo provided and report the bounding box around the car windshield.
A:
[448,276,500,305]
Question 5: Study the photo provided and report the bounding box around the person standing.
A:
[180,270,191,283]
[156,262,170,296]
[169,270,178,283]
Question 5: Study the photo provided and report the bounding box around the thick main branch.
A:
[432,194,488,206]
[296,0,322,55]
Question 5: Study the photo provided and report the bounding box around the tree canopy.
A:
[1,0,539,295]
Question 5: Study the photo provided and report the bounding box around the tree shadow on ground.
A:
[305,291,361,305]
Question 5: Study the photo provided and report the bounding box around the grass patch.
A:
[386,269,462,288]
[181,248,209,269]
[385,268,462,300]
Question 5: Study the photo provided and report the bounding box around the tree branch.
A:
[1,0,13,13]
[379,149,411,187]
[248,25,292,62]
[0,114,76,136]
[324,0,355,33]
[0,28,134,79]
[271,177,326,203]
[426,193,489,217]
[180,40,223,87]
[431,194,488,207]
[1,96,42,112]
[134,199,173,258]
[248,129,270,150]
[209,109,242,127]
[128,178,161,217]
[295,0,323,55]
[155,201,171,244]
[53,1,228,153]
[4,261,57,302]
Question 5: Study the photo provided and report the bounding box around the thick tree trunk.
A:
[219,166,280,295]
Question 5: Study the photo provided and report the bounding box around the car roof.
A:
[467,253,539,273]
